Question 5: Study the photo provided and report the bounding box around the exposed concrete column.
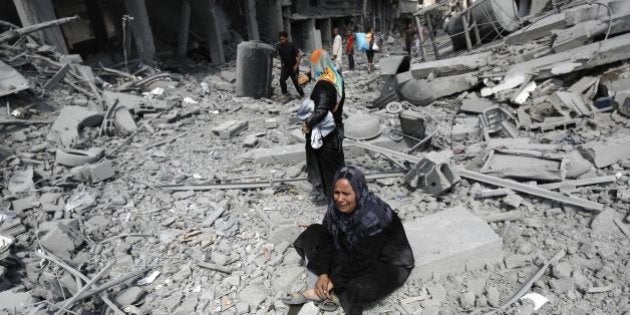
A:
[414,15,426,60]
[245,0,260,41]
[123,0,156,65]
[177,0,191,57]
[207,0,225,65]
[282,6,292,42]
[322,18,332,47]
[12,0,69,54]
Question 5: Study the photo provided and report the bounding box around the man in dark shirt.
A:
[277,31,304,98]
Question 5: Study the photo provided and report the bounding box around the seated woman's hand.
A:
[302,122,311,135]
[315,274,334,300]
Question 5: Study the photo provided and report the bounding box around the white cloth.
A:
[296,98,336,149]
[332,34,343,68]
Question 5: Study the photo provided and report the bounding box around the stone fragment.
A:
[486,286,500,307]
[70,160,115,183]
[8,167,34,196]
[400,73,479,106]
[460,96,494,114]
[504,254,531,269]
[243,134,259,147]
[404,150,460,196]
[553,262,572,279]
[114,106,138,135]
[212,120,248,139]
[12,196,39,212]
[404,206,503,279]
[0,290,34,312]
[590,208,624,235]
[466,277,487,296]
[549,277,575,294]
[114,286,146,306]
[272,266,302,292]
[55,147,105,167]
[238,284,269,309]
[47,106,103,147]
[503,193,523,208]
[38,219,85,261]
[460,291,475,309]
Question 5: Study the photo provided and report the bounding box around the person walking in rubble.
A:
[277,31,305,99]
[332,28,343,71]
[365,27,375,73]
[345,30,355,70]
[300,49,345,203]
[281,166,415,314]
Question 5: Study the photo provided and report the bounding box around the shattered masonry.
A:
[1,0,630,314]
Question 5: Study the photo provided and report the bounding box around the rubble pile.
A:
[0,2,630,315]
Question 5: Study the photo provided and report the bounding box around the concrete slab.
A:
[0,60,30,97]
[505,32,630,81]
[506,12,566,44]
[580,136,630,168]
[69,160,115,183]
[551,20,607,53]
[404,206,503,280]
[460,96,494,114]
[47,106,104,148]
[400,73,479,106]
[411,52,491,79]
[0,290,35,312]
[212,120,248,139]
[114,106,138,135]
[379,55,410,76]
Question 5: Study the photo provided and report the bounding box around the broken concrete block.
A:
[549,91,593,116]
[400,73,479,106]
[47,106,104,148]
[460,96,494,114]
[241,144,305,165]
[38,219,85,261]
[551,20,607,53]
[114,106,138,135]
[481,152,562,181]
[114,286,146,306]
[411,52,491,79]
[271,265,303,292]
[12,196,39,212]
[70,160,115,183]
[212,120,248,139]
[8,167,34,196]
[404,206,503,279]
[590,208,624,236]
[0,290,35,312]
[0,60,30,97]
[580,136,630,168]
[399,110,426,143]
[503,193,523,208]
[238,283,269,309]
[243,134,259,147]
[103,91,167,114]
[264,118,278,129]
[504,254,531,269]
[404,151,460,196]
[506,32,630,81]
[562,151,592,178]
[506,13,566,45]
[615,90,630,117]
[55,147,105,167]
[379,55,410,75]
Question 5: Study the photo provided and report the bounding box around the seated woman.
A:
[282,166,415,314]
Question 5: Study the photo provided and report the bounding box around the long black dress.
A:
[304,80,345,198]
[294,212,415,314]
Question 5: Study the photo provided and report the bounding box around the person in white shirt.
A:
[332,28,343,71]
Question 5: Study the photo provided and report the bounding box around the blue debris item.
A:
[356,32,369,52]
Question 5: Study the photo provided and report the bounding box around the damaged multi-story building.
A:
[0,0,423,68]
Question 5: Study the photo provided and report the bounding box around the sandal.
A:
[316,294,340,312]
[279,292,308,305]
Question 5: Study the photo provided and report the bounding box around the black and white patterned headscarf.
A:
[323,166,394,250]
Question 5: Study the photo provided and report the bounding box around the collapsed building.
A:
[1,0,630,314]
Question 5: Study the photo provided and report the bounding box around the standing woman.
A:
[282,166,415,314]
[365,27,375,73]
[302,49,345,201]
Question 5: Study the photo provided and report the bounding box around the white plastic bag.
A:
[372,43,380,51]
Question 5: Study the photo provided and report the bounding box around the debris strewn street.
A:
[1,0,630,314]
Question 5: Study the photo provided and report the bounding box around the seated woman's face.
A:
[333,179,357,214]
